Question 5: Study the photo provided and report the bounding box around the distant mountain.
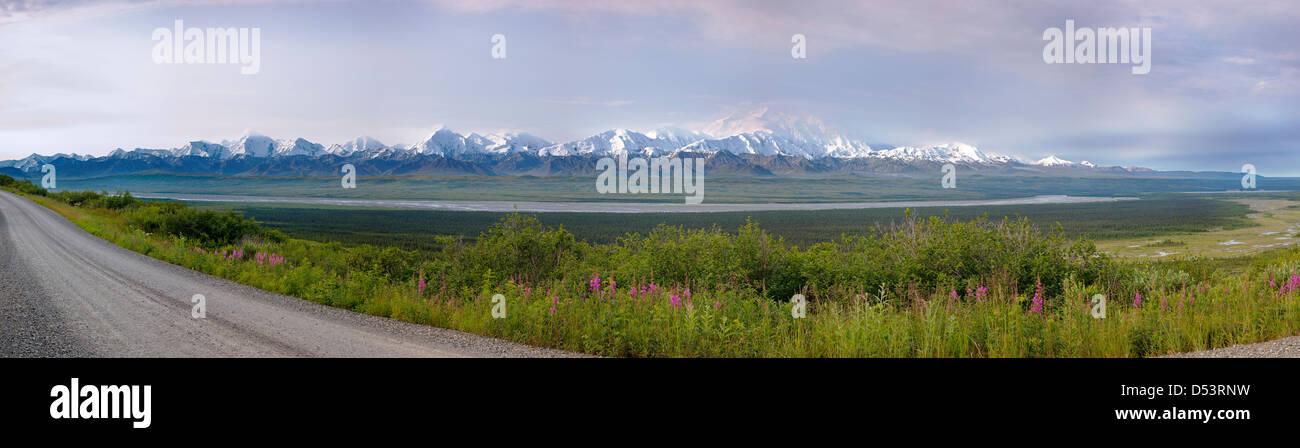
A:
[0,153,93,171]
[686,107,873,159]
[2,109,1164,180]
[538,128,680,157]
[1034,155,1075,167]
[411,126,552,157]
[870,142,1013,165]
[326,136,388,155]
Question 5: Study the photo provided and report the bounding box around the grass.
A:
[1096,197,1300,259]
[7,176,1300,358]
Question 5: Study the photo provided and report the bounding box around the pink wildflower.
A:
[1030,282,1044,316]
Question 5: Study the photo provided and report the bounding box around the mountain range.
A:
[1,108,1154,179]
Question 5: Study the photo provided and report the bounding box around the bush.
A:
[0,174,47,196]
[123,201,264,248]
[465,214,582,285]
[344,244,418,280]
[441,212,1120,303]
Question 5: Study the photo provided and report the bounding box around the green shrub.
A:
[0,174,47,196]
[466,213,582,285]
[123,201,263,248]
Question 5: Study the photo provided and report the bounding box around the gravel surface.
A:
[0,191,580,358]
[1162,336,1300,358]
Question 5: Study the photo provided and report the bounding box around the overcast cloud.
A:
[1,0,1296,173]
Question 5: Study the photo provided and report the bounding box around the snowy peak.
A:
[679,132,815,159]
[0,152,92,170]
[223,132,280,158]
[275,137,326,157]
[409,128,550,157]
[934,142,989,163]
[1035,155,1075,166]
[411,127,471,156]
[176,141,226,158]
[327,136,388,155]
[870,142,1002,164]
[210,132,329,158]
[538,128,679,157]
[645,127,707,149]
[480,132,551,154]
[695,107,873,159]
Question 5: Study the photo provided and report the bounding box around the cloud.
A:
[425,0,1300,51]
[2,0,1297,172]
[0,0,330,25]
[1252,67,1300,95]
[543,97,635,107]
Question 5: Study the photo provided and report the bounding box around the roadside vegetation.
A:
[5,175,1299,357]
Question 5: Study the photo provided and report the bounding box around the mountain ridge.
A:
[1,110,1161,179]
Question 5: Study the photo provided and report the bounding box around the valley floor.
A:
[1098,198,1300,259]
[135,192,1136,213]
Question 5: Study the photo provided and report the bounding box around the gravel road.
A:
[0,190,575,358]
[1162,336,1300,358]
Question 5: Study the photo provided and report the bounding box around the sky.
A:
[1,0,1297,174]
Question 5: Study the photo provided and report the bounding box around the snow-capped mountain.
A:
[221,133,281,158]
[174,141,226,158]
[107,148,172,159]
[412,127,553,157]
[2,109,1151,180]
[275,138,327,157]
[480,132,551,154]
[644,127,707,148]
[1034,155,1074,166]
[326,136,389,155]
[870,142,1006,164]
[692,107,874,159]
[0,153,93,171]
[538,128,681,157]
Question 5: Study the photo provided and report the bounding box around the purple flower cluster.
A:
[1030,283,1044,316]
[630,283,659,299]
[253,251,284,266]
[961,286,989,303]
[195,247,284,267]
[220,249,244,261]
[1281,274,1300,295]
